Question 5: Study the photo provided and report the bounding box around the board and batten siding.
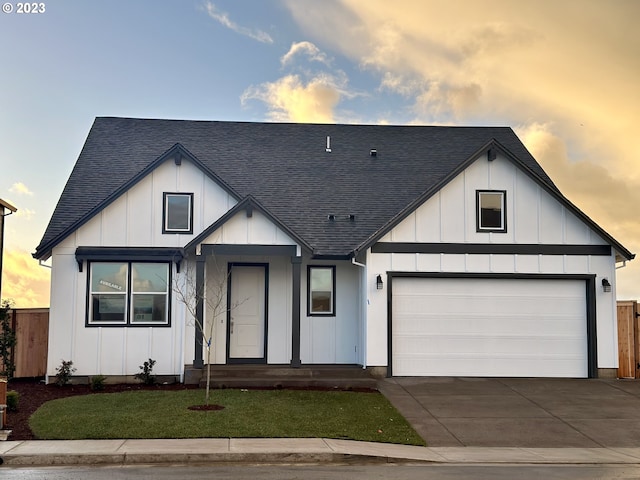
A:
[188,205,301,366]
[191,209,362,366]
[299,259,362,365]
[46,157,238,380]
[365,153,618,370]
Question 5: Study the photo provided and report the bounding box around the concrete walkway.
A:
[2,438,640,467]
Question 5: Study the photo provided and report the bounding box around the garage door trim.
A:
[386,272,597,378]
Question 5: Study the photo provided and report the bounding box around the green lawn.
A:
[29,389,425,446]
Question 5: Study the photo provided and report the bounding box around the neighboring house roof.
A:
[33,117,634,262]
[0,198,17,213]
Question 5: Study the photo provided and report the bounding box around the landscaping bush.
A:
[55,360,76,386]
[6,390,18,411]
[90,375,106,391]
[134,358,156,385]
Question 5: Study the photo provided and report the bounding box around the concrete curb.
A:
[2,439,640,467]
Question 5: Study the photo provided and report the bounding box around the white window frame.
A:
[163,192,193,234]
[307,265,336,316]
[477,190,507,233]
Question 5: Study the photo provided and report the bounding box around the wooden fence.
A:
[1,305,640,379]
[618,300,639,379]
[6,308,49,378]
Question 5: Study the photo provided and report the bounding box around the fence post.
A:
[0,376,6,429]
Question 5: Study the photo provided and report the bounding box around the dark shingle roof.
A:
[34,117,632,261]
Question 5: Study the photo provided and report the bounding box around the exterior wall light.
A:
[376,274,384,290]
[602,278,612,293]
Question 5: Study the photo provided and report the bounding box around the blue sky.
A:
[1,0,639,306]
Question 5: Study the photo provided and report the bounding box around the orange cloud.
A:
[242,74,342,123]
[1,249,50,307]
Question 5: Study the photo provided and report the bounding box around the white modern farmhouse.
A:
[34,118,634,382]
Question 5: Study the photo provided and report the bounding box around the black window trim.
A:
[476,189,507,233]
[307,265,336,317]
[85,260,172,328]
[163,192,194,234]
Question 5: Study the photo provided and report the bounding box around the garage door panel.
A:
[392,278,588,378]
[393,354,585,377]
[395,314,584,336]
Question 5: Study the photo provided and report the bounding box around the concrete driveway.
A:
[378,377,640,448]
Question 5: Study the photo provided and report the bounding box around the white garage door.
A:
[392,277,588,377]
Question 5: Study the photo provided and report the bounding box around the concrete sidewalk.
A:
[2,438,640,467]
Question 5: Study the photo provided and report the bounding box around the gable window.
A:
[163,193,193,234]
[88,262,170,326]
[307,266,336,316]
[477,190,507,233]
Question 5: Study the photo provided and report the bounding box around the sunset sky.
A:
[0,0,638,307]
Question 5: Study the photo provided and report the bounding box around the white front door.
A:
[228,265,266,361]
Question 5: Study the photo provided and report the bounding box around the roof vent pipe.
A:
[326,136,331,153]
[370,149,377,157]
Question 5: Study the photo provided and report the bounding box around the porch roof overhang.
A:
[183,195,312,256]
[199,244,298,257]
[75,246,184,272]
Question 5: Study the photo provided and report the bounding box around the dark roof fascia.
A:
[493,142,635,262]
[183,195,313,255]
[33,143,241,260]
[356,138,634,262]
[310,254,353,261]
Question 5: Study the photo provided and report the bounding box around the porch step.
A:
[198,365,379,390]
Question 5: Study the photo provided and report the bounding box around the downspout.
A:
[351,256,367,369]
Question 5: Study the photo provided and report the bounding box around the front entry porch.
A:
[190,364,380,389]
[191,244,303,369]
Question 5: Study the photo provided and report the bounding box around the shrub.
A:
[90,375,107,391]
[55,359,76,386]
[0,299,16,379]
[6,390,18,411]
[134,358,156,385]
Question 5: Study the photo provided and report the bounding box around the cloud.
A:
[281,41,330,67]
[518,123,640,299]
[202,1,273,44]
[2,249,50,307]
[9,182,33,196]
[14,207,35,220]
[283,0,640,298]
[242,74,342,123]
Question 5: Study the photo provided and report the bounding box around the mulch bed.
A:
[5,378,198,441]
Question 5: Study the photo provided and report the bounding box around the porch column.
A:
[193,257,205,368]
[290,255,302,367]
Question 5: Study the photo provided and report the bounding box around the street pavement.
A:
[3,377,640,467]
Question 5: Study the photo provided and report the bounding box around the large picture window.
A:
[163,192,193,234]
[307,266,336,316]
[88,262,170,326]
[477,190,507,233]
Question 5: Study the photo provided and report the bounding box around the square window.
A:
[163,193,193,234]
[308,266,336,316]
[477,190,507,232]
